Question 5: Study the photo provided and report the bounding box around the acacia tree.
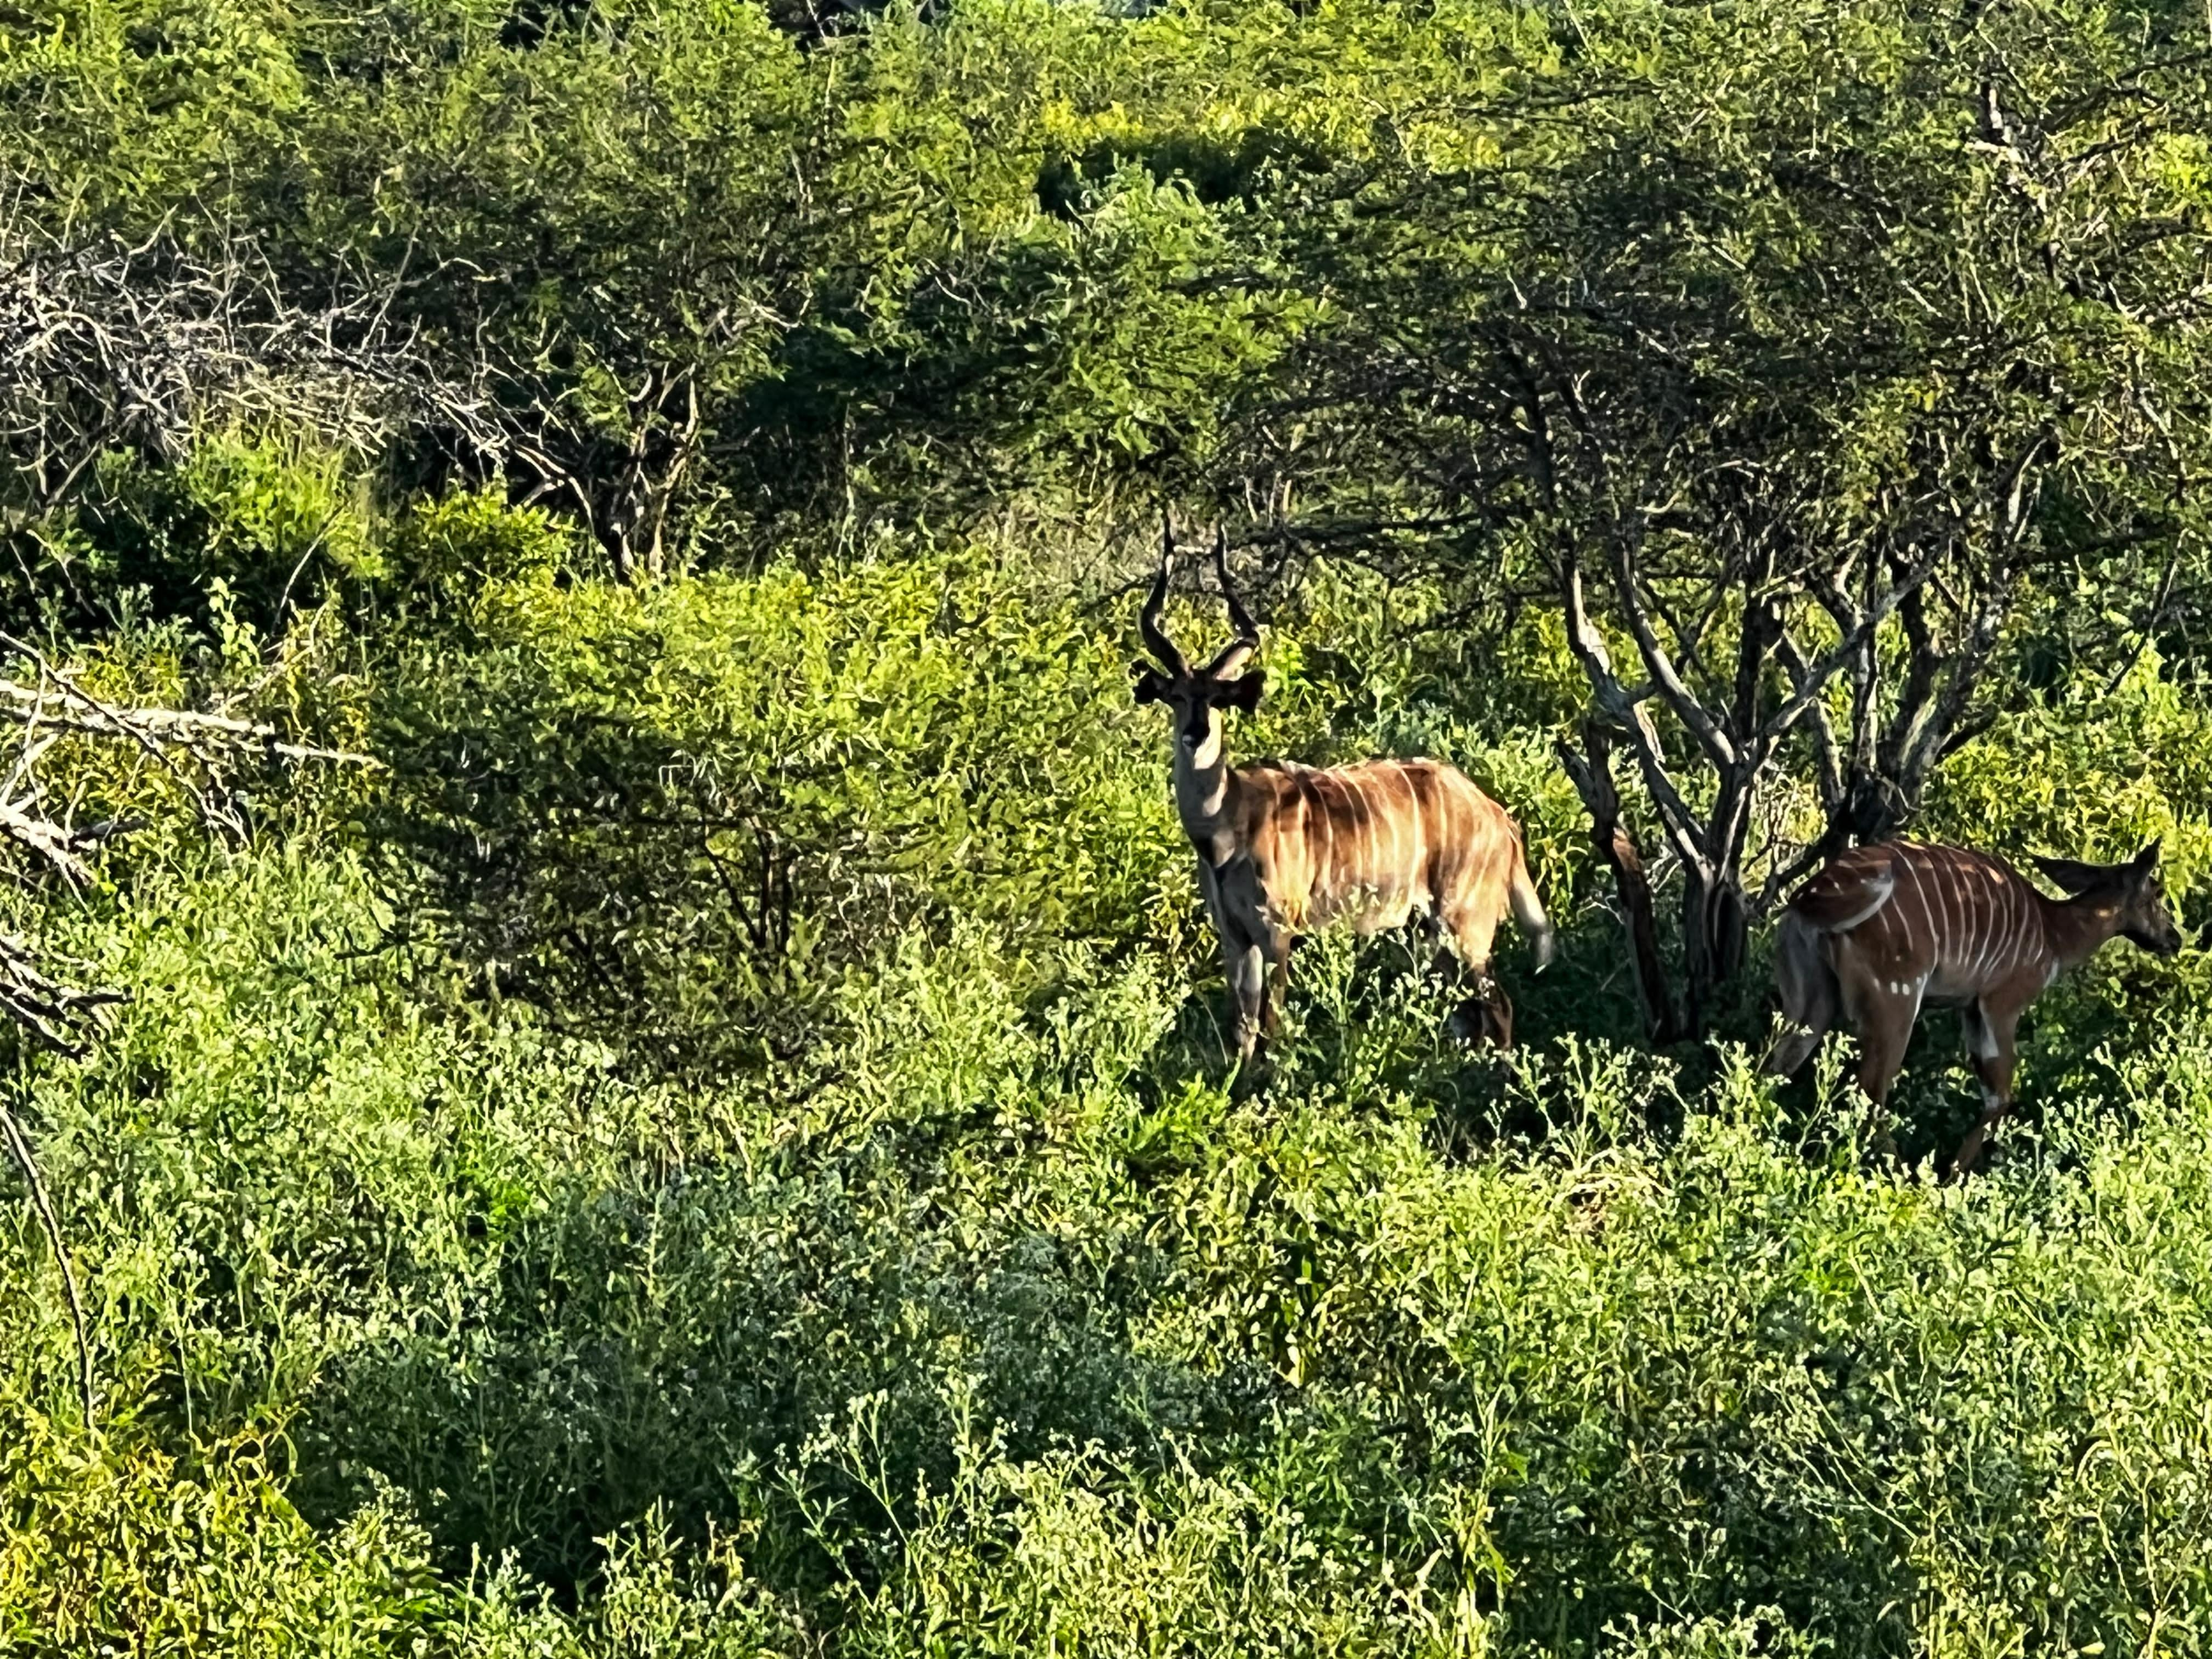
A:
[1231,0,2212,1034]
[3,0,824,585]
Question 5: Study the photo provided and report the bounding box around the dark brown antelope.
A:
[1765,838,2181,1173]
[1131,522,1553,1064]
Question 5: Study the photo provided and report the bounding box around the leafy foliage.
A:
[8,0,2212,1652]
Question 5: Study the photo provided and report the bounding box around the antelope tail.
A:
[1789,855,1897,934]
[1509,844,1555,970]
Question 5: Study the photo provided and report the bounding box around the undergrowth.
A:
[4,616,2209,1651]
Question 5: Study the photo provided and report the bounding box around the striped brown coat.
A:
[1767,837,2179,1172]
[1132,526,1551,1062]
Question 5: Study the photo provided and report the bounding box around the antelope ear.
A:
[2031,854,2108,896]
[2134,838,2163,874]
[1132,665,1171,704]
[1216,671,1265,713]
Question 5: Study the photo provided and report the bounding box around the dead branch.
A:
[0,680,383,768]
[1,1080,100,1431]
[0,212,509,524]
[0,633,373,1440]
[0,934,123,1057]
[1556,724,1680,1043]
[0,207,781,579]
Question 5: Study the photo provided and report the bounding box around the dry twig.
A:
[0,628,373,1438]
[0,1090,96,1431]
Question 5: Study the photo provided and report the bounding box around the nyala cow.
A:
[1767,838,2181,1172]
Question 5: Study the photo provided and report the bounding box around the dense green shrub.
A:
[9,822,2212,1651]
[3,431,376,636]
[8,0,2212,1651]
[0,518,2204,1650]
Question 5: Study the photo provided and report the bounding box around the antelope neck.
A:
[1171,710,1241,868]
[2039,890,2126,968]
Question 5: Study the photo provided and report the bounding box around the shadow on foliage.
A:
[1035,128,1330,221]
[291,1115,1284,1600]
[357,631,879,1080]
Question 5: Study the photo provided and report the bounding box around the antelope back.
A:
[1799,842,2048,999]
[1243,758,1514,932]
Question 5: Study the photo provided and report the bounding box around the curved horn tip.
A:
[1210,526,1238,589]
[1138,512,1189,675]
[1211,531,1260,635]
[1202,528,1261,676]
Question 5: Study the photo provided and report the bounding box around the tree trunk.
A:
[1680,868,1747,1037]
[1557,724,1680,1044]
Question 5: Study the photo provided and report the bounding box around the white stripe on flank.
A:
[1318,777,1338,903]
[1968,868,1994,984]
[1354,771,1384,910]
[1988,872,2009,975]
[2009,879,2027,972]
[1362,778,1380,911]
[1341,771,1367,900]
[1363,771,1386,895]
[1404,771,1424,902]
[1380,770,1415,902]
[1900,856,1938,970]
[1977,885,1994,975]
[1932,855,1958,960]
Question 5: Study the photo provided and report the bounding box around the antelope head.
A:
[1130,518,1265,756]
[2031,839,2185,957]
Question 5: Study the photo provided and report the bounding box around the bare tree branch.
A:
[0,1087,97,1432]
[0,630,376,1440]
[0,680,382,769]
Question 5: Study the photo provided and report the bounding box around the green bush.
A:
[360,537,1186,1070]
[8,0,2212,1651]
[4,709,2212,1651]
[7,431,377,636]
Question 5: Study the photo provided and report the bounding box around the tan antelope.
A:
[1765,838,2181,1173]
[1131,523,1553,1064]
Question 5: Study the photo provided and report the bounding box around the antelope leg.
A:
[1948,1000,2019,1178]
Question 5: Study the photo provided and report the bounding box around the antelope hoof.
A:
[1945,1139,1993,1182]
[1946,1116,2005,1181]
[1449,992,1514,1052]
[1228,1044,1269,1098]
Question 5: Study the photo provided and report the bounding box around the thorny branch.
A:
[0,213,509,524]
